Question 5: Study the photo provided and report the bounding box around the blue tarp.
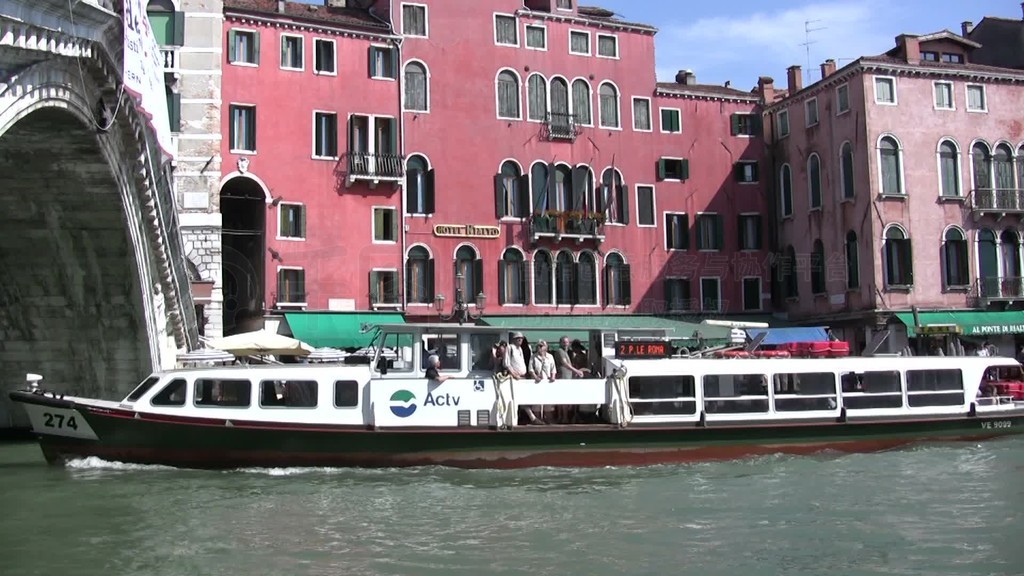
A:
[748,327,829,345]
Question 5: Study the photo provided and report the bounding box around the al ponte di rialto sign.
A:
[432,224,500,239]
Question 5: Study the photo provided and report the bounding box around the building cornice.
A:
[655,87,759,104]
[516,9,657,35]
[223,10,399,41]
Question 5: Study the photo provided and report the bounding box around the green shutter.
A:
[754,215,762,249]
[571,262,580,304]
[602,265,611,305]
[546,163,557,211]
[752,114,763,136]
[167,91,181,132]
[280,35,287,67]
[572,166,587,211]
[730,113,740,136]
[373,209,383,241]
[390,46,399,79]
[737,215,745,249]
[253,31,260,65]
[369,271,380,303]
[172,11,185,46]
[227,30,237,62]
[473,259,484,299]
[656,158,666,181]
[619,183,629,225]
[299,206,306,238]
[663,278,674,311]
[733,162,744,182]
[681,159,690,181]
[903,239,914,285]
[425,259,435,301]
[389,121,398,155]
[673,113,681,133]
[517,174,530,216]
[531,168,547,212]
[494,173,507,218]
[367,46,375,77]
[424,169,435,214]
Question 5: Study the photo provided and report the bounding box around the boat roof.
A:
[367,322,676,335]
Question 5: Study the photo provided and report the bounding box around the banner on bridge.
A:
[122,0,175,161]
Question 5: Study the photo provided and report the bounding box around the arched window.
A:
[1017,144,1024,190]
[941,228,969,288]
[840,143,854,199]
[845,231,859,289]
[495,160,526,218]
[598,82,620,128]
[553,164,573,212]
[531,162,549,213]
[603,253,631,306]
[577,251,597,304]
[808,153,822,208]
[972,142,992,206]
[995,143,1015,192]
[780,164,793,217]
[550,77,569,117]
[455,245,482,300]
[978,228,999,297]
[1000,228,1021,281]
[879,136,903,195]
[533,250,553,305]
[555,251,575,305]
[405,246,433,304]
[883,225,913,287]
[498,249,526,305]
[571,79,591,125]
[403,61,428,112]
[782,245,798,298]
[938,140,960,197]
[405,154,433,215]
[577,166,596,214]
[600,168,627,224]
[527,74,547,121]
[811,239,826,293]
[496,70,520,119]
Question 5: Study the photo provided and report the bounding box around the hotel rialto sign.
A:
[432,224,500,239]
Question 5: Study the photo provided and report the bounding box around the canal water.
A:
[1,439,1023,576]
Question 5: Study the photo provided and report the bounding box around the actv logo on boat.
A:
[389,390,418,417]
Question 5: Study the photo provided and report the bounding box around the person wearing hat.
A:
[505,332,527,379]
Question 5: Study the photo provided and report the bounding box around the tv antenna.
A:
[801,19,827,80]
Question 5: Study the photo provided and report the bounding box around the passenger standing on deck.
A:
[505,332,527,379]
[554,336,584,379]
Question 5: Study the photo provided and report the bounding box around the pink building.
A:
[764,29,1024,355]
[217,0,770,338]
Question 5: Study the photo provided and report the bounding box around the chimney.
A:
[819,59,837,79]
[675,69,697,85]
[897,34,920,63]
[961,21,974,36]
[1021,1,1024,20]
[724,80,731,88]
[786,65,802,93]
[757,76,775,104]
[277,0,286,12]
[325,0,348,6]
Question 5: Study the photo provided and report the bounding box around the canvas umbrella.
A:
[208,329,314,357]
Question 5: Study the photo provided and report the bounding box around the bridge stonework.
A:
[0,0,198,428]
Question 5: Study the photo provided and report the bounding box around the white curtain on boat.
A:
[608,370,633,428]
[494,374,516,429]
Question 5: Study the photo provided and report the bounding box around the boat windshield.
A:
[370,330,415,373]
[125,375,161,402]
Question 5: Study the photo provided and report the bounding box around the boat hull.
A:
[12,391,1024,469]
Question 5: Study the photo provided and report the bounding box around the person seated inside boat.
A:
[425,354,452,384]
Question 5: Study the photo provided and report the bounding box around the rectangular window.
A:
[777,109,789,138]
[368,45,396,79]
[313,112,338,158]
[841,371,903,409]
[934,81,954,109]
[805,97,819,126]
[280,34,303,70]
[967,84,986,112]
[229,104,256,152]
[597,34,618,58]
[525,24,546,50]
[664,212,688,250]
[636,185,655,226]
[657,158,689,181]
[277,269,306,305]
[773,372,836,411]
[258,380,317,408]
[569,30,590,55]
[313,38,336,74]
[738,214,761,250]
[696,213,723,251]
[278,203,306,240]
[730,113,760,136]
[369,270,399,305]
[874,76,896,104]
[734,161,759,183]
[228,29,259,65]
[632,98,651,131]
[921,51,939,62]
[905,369,964,407]
[664,278,691,312]
[373,207,397,242]
[836,84,850,114]
[629,375,697,416]
[742,277,762,311]
[659,108,681,133]
[195,379,251,407]
[556,0,572,8]
[700,277,721,312]
[334,380,359,408]
[942,52,964,64]
[401,3,427,37]
[495,14,518,46]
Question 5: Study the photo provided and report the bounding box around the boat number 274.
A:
[981,420,1012,429]
[42,412,79,430]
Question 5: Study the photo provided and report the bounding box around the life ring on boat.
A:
[715,350,751,359]
[753,350,791,358]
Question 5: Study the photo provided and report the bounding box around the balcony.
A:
[345,152,404,189]
[529,211,605,244]
[970,188,1024,220]
[543,112,581,142]
[977,276,1024,303]
[160,46,179,73]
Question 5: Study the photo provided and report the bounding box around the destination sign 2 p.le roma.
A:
[614,340,672,359]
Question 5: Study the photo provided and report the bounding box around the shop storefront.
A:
[894,310,1024,357]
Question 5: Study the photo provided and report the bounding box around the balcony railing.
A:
[160,47,179,72]
[543,112,581,142]
[530,212,605,243]
[345,152,405,188]
[977,276,1024,301]
[970,188,1024,215]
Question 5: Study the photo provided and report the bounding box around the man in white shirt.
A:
[505,331,527,379]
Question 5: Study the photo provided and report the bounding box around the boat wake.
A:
[64,456,176,472]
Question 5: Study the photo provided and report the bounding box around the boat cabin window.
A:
[841,371,903,409]
[259,380,318,408]
[424,332,460,371]
[151,378,187,407]
[334,380,359,408]
[470,333,500,371]
[773,372,836,412]
[906,369,963,407]
[375,332,414,373]
[629,375,697,415]
[702,374,769,414]
[126,376,160,402]
[194,378,251,407]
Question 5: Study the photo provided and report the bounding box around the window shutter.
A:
[404,259,413,304]
[253,31,260,65]
[682,279,691,307]
[531,169,547,213]
[369,271,380,304]
[619,184,629,225]
[497,260,507,304]
[367,47,375,77]
[621,264,632,305]
[169,92,181,132]
[902,239,914,285]
[571,262,580,304]
[494,173,506,218]
[390,47,399,79]
[572,166,587,211]
[473,259,484,299]
[751,162,760,182]
[390,210,398,241]
[280,36,287,67]
[673,113,681,133]
[663,278,674,311]
[752,114,763,136]
[753,216,762,249]
[425,258,435,301]
[715,215,725,250]
[299,207,306,238]
[733,162,744,182]
[730,113,740,136]
[424,169,435,214]
[656,158,666,181]
[517,174,530,216]
[227,30,237,62]
[388,121,398,156]
[546,163,557,211]
[602,264,611,306]
[737,215,745,249]
[173,12,185,46]
[681,159,690,181]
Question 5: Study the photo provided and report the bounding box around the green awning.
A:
[283,312,405,349]
[895,310,1024,337]
[480,315,732,344]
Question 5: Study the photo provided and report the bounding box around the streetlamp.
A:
[435,271,486,325]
